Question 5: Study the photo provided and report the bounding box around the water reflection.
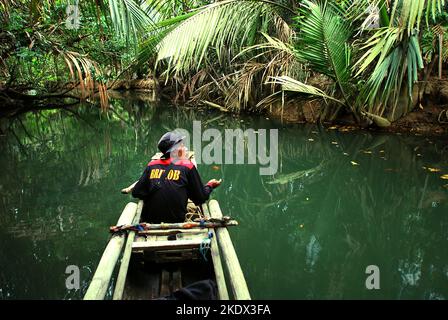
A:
[0,96,447,299]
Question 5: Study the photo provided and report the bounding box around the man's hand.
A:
[207,179,222,189]
[121,187,132,194]
[121,181,137,194]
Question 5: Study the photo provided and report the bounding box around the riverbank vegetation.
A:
[1,0,448,129]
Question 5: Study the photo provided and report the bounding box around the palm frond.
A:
[235,32,297,60]
[358,34,423,118]
[338,0,382,23]
[267,76,344,104]
[354,27,401,76]
[135,11,196,68]
[296,0,353,104]
[154,0,290,75]
[108,0,153,43]
[387,0,445,34]
[426,0,446,25]
[59,50,109,111]
[388,0,425,34]
[0,0,14,22]
[184,31,303,113]
[355,0,445,77]
[353,0,443,117]
[141,0,206,20]
[234,32,305,97]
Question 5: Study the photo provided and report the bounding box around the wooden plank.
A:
[160,270,170,297]
[203,203,229,300]
[172,270,182,292]
[154,249,197,263]
[112,200,144,300]
[132,239,203,251]
[208,200,250,300]
[84,202,138,300]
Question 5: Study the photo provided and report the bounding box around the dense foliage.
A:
[1,0,447,124]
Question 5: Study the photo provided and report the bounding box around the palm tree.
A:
[268,0,446,125]
[137,0,295,74]
[354,0,446,120]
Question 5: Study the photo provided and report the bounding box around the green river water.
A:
[0,96,447,299]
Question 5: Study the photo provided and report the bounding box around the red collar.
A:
[147,158,172,166]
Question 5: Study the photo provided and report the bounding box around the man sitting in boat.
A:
[131,131,221,223]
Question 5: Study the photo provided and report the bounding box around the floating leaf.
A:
[363,150,372,154]
[441,174,448,180]
[212,165,220,171]
[328,126,338,130]
[350,161,359,166]
[427,168,441,173]
[343,152,349,156]
[331,141,338,145]
[308,138,315,142]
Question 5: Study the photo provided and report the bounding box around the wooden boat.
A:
[83,153,250,300]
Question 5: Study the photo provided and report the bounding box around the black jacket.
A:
[132,158,212,223]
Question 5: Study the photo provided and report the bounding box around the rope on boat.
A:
[183,199,205,223]
[199,231,213,261]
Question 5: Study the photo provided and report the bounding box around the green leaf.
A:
[153,0,288,75]
[296,0,353,105]
[267,76,344,104]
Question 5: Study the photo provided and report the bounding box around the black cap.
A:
[157,131,185,156]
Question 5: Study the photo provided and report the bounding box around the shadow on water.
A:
[0,95,447,299]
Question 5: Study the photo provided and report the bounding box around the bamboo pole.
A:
[84,202,138,300]
[111,220,238,233]
[208,200,250,300]
[112,200,143,300]
[203,203,229,300]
